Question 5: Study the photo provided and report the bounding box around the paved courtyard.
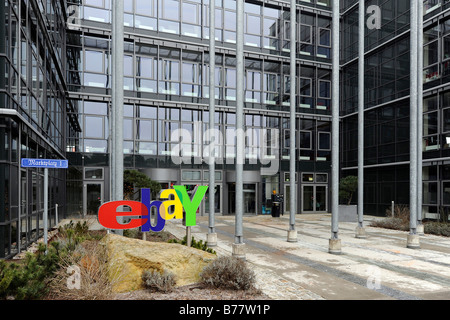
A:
[165,214,450,300]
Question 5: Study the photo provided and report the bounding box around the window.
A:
[318,28,331,58]
[136,56,157,93]
[263,6,279,50]
[135,0,157,30]
[245,11,261,47]
[84,168,104,180]
[302,173,314,183]
[136,0,155,16]
[159,120,180,155]
[224,10,236,43]
[137,120,157,141]
[84,116,104,139]
[83,0,110,23]
[124,55,133,90]
[159,0,180,34]
[85,50,103,73]
[84,48,109,88]
[159,59,180,95]
[318,132,331,150]
[204,64,222,99]
[424,111,439,151]
[182,1,201,37]
[263,73,280,105]
[300,24,313,56]
[300,77,312,108]
[182,62,200,96]
[318,80,331,98]
[315,173,328,183]
[225,67,236,100]
[182,170,201,181]
[300,131,312,149]
[246,70,261,103]
[317,80,331,110]
[123,118,133,140]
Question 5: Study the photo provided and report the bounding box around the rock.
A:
[102,234,217,293]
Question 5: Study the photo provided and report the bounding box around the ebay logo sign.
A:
[98,186,208,232]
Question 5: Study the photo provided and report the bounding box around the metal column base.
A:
[287,229,298,243]
[407,234,420,249]
[355,226,367,239]
[232,243,246,260]
[206,232,217,247]
[328,238,342,255]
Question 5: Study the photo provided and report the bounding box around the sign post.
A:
[21,158,68,253]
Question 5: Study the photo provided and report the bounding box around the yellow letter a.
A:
[160,189,183,220]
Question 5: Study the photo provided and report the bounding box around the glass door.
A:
[315,185,327,212]
[228,183,257,215]
[243,184,257,214]
[302,185,327,213]
[83,182,103,216]
[302,185,314,212]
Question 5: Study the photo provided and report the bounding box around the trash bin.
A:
[271,202,280,217]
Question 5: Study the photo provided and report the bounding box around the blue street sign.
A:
[21,158,68,169]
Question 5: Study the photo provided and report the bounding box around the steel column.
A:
[331,0,340,240]
[234,0,244,248]
[409,0,418,233]
[289,0,297,237]
[417,0,424,232]
[208,0,217,245]
[408,0,419,248]
[356,0,366,238]
[112,0,124,235]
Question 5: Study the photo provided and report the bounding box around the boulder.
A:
[102,234,216,293]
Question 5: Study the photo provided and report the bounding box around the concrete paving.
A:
[164,214,450,300]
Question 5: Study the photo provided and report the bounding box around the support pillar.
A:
[356,0,366,239]
[287,0,298,243]
[408,0,420,249]
[207,0,217,248]
[329,0,341,254]
[234,0,245,259]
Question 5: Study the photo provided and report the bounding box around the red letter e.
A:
[98,201,148,230]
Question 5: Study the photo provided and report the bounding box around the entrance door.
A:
[243,184,257,214]
[83,182,103,216]
[302,185,328,213]
[205,184,222,215]
[228,183,257,215]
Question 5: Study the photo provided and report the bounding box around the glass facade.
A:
[0,0,74,258]
[2,0,450,257]
[341,0,450,217]
[64,0,334,220]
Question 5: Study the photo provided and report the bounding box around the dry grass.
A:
[370,204,410,231]
[47,240,124,300]
[371,205,450,237]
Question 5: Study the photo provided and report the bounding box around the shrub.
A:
[200,256,256,291]
[57,220,91,252]
[424,222,450,237]
[142,269,176,293]
[0,243,62,300]
[168,236,216,255]
[370,204,410,231]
